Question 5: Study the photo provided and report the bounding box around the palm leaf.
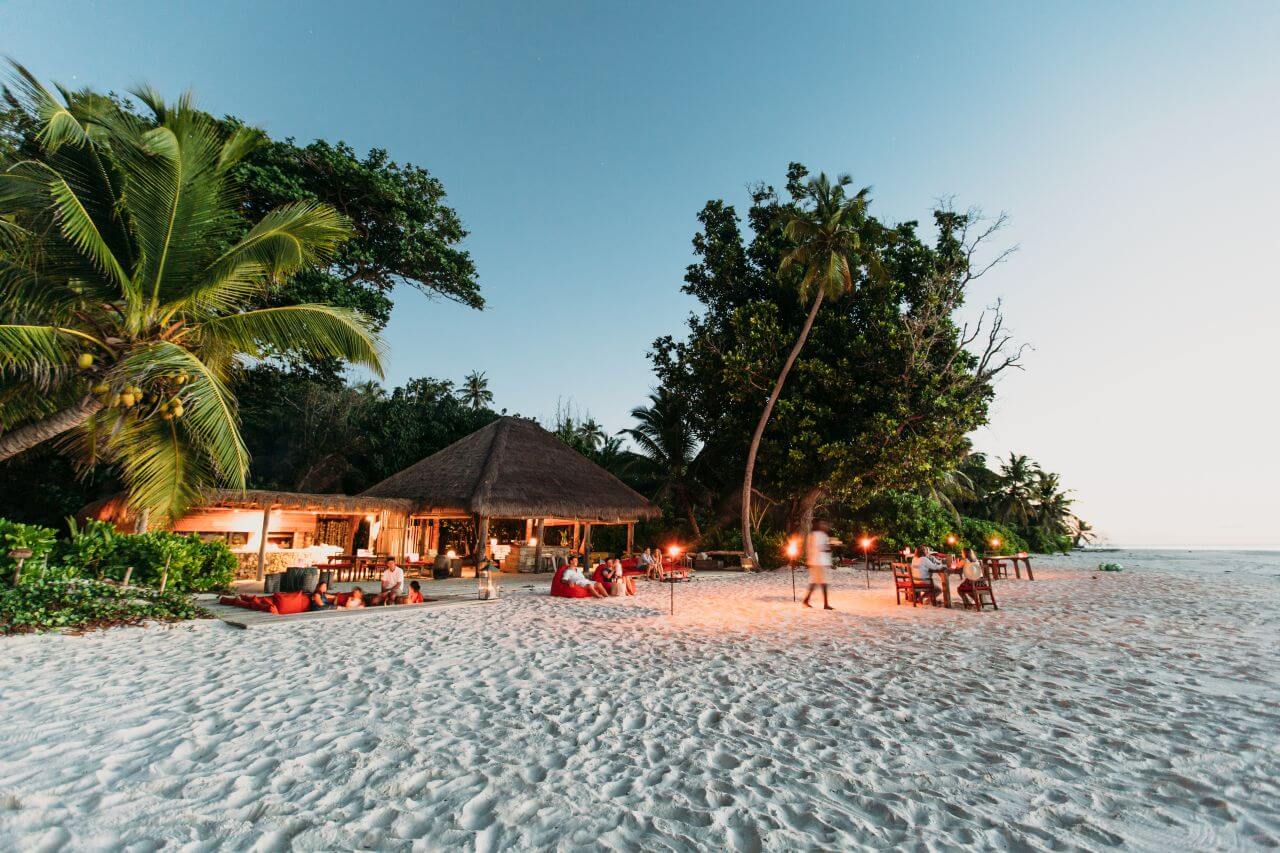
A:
[196,304,384,374]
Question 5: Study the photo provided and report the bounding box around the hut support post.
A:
[626,523,634,556]
[534,518,545,570]
[582,523,592,563]
[256,506,272,582]
[572,521,581,552]
[476,515,490,566]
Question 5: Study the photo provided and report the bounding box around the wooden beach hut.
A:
[361,416,659,571]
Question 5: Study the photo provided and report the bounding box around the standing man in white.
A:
[802,520,835,610]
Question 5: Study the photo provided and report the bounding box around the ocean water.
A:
[1046,548,1280,579]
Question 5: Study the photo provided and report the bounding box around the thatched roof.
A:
[360,416,659,522]
[80,490,413,526]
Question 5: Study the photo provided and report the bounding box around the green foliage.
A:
[849,491,955,553]
[54,518,118,578]
[0,518,57,583]
[0,63,384,521]
[0,514,57,581]
[959,517,1027,554]
[652,163,1019,544]
[230,133,482,334]
[0,577,206,634]
[97,532,235,593]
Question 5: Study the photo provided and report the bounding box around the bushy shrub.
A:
[1019,527,1071,554]
[0,578,207,635]
[753,528,788,569]
[0,519,58,584]
[53,518,119,579]
[100,532,236,592]
[959,517,1027,553]
[854,491,956,553]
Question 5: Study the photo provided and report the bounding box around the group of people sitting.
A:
[909,545,985,607]
[307,557,427,612]
[558,556,637,598]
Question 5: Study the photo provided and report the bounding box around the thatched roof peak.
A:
[360,416,658,522]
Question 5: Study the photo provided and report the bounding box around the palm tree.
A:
[456,370,493,410]
[1031,470,1074,539]
[991,453,1039,527]
[1070,516,1096,548]
[0,66,382,520]
[740,173,875,561]
[577,417,605,450]
[623,389,703,536]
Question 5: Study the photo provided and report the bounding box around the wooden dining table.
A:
[983,554,1035,580]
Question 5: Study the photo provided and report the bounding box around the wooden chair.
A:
[984,558,1009,580]
[960,577,998,611]
[893,563,938,607]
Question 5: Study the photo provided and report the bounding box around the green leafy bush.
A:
[959,517,1027,553]
[100,532,235,593]
[855,492,956,553]
[0,519,58,584]
[54,518,118,579]
[0,578,207,635]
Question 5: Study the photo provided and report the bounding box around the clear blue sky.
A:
[7,1,1279,545]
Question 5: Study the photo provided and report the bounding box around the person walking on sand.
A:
[802,520,835,610]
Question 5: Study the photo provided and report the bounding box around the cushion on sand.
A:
[272,591,311,615]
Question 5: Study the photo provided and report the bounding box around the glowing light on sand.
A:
[859,536,873,550]
[668,545,681,558]
[990,537,1001,548]
[946,534,957,545]
[785,539,799,560]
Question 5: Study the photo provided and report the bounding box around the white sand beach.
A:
[1,555,1277,851]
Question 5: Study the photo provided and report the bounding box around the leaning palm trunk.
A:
[741,289,825,562]
[0,396,103,462]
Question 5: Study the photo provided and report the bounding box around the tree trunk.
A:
[741,289,826,562]
[795,486,825,541]
[680,488,702,538]
[0,396,104,462]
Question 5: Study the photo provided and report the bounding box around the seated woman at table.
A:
[562,558,608,598]
[309,581,336,612]
[910,546,943,588]
[955,548,984,607]
[342,587,366,609]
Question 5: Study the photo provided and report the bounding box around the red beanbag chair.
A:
[332,592,352,607]
[620,557,644,576]
[272,591,311,615]
[551,565,592,599]
[219,594,279,614]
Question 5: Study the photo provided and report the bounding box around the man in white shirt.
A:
[910,547,943,585]
[377,558,404,606]
[802,520,835,610]
[561,558,607,598]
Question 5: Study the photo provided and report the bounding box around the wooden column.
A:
[626,522,634,556]
[525,518,533,542]
[476,515,490,565]
[534,518,545,571]
[572,521,581,552]
[582,522,593,563]
[256,506,272,582]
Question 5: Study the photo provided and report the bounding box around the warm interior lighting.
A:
[446,549,457,559]
[528,537,538,547]
[364,514,375,522]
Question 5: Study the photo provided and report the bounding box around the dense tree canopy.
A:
[651,164,1023,547]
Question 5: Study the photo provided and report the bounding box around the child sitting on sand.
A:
[404,580,424,604]
[343,587,365,609]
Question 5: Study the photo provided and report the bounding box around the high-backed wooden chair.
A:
[893,563,938,607]
[960,577,998,611]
